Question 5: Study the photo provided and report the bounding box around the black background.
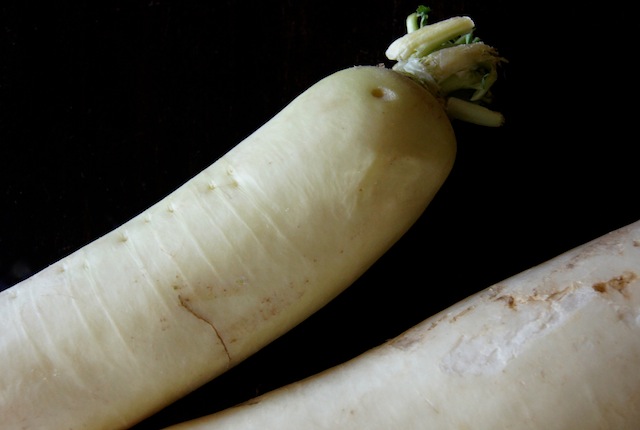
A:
[1,0,637,428]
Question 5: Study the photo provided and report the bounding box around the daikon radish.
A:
[0,8,505,429]
[0,64,454,429]
[166,219,640,430]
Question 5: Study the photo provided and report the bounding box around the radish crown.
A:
[386,6,506,127]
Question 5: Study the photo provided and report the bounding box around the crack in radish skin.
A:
[178,295,231,364]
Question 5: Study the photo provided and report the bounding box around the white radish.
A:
[0,64,456,430]
[165,219,640,430]
[0,11,505,429]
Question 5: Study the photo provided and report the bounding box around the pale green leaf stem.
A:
[387,6,506,127]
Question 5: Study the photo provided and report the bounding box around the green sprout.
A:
[406,5,431,33]
[416,5,431,27]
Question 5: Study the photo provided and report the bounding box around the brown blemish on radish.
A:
[592,272,637,298]
[495,294,516,309]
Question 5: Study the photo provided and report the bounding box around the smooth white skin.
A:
[168,220,640,430]
[0,66,456,429]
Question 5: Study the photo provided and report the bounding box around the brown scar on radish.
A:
[592,272,637,297]
[492,272,638,310]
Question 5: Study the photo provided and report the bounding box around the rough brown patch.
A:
[592,272,638,298]
[495,294,517,309]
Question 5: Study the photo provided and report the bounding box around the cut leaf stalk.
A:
[386,9,506,127]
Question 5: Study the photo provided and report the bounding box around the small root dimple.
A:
[370,86,397,101]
